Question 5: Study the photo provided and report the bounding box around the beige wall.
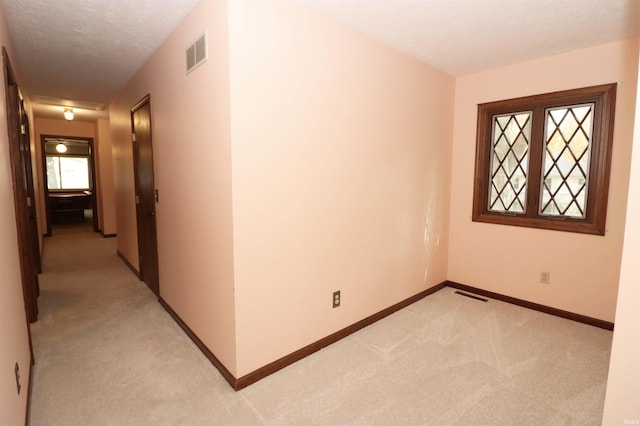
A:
[602,40,640,424]
[110,0,237,373]
[228,0,454,375]
[96,118,116,235]
[0,4,33,425]
[448,39,640,322]
[110,0,453,377]
[34,117,118,238]
[110,104,138,268]
[109,0,638,389]
[0,1,634,421]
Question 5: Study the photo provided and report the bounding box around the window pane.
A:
[46,156,61,190]
[59,157,89,189]
[540,104,594,218]
[488,111,531,213]
[46,156,90,190]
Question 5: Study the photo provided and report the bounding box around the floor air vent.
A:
[186,32,207,74]
[454,291,488,302]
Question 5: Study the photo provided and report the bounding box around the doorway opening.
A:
[41,135,99,235]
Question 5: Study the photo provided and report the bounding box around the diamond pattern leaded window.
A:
[540,104,594,218]
[488,112,531,213]
[472,84,616,236]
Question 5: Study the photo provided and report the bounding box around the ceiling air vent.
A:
[186,32,207,74]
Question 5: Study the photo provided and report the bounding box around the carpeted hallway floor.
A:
[29,222,613,425]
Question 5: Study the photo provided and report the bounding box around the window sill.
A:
[472,212,605,236]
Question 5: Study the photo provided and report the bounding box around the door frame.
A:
[40,135,99,235]
[3,47,39,328]
[19,93,41,275]
[131,94,160,296]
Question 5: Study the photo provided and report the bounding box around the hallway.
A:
[29,225,613,425]
[30,224,238,424]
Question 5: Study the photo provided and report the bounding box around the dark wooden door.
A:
[19,98,41,275]
[131,95,160,296]
[3,48,39,322]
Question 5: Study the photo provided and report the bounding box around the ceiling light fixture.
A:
[63,108,74,121]
[55,143,67,153]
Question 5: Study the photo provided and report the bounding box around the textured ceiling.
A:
[0,0,199,120]
[300,0,640,76]
[1,0,638,121]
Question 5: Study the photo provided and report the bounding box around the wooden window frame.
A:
[472,84,617,235]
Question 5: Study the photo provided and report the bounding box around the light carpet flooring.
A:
[30,222,613,425]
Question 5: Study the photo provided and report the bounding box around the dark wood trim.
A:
[88,139,99,233]
[131,94,151,114]
[3,47,39,327]
[101,232,116,238]
[158,281,448,391]
[445,280,614,330]
[24,356,33,426]
[116,250,140,279]
[158,297,237,389]
[160,280,614,390]
[18,98,40,275]
[237,281,448,390]
[40,136,51,236]
[158,279,612,393]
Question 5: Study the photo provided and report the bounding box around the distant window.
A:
[46,156,90,190]
[472,84,617,235]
